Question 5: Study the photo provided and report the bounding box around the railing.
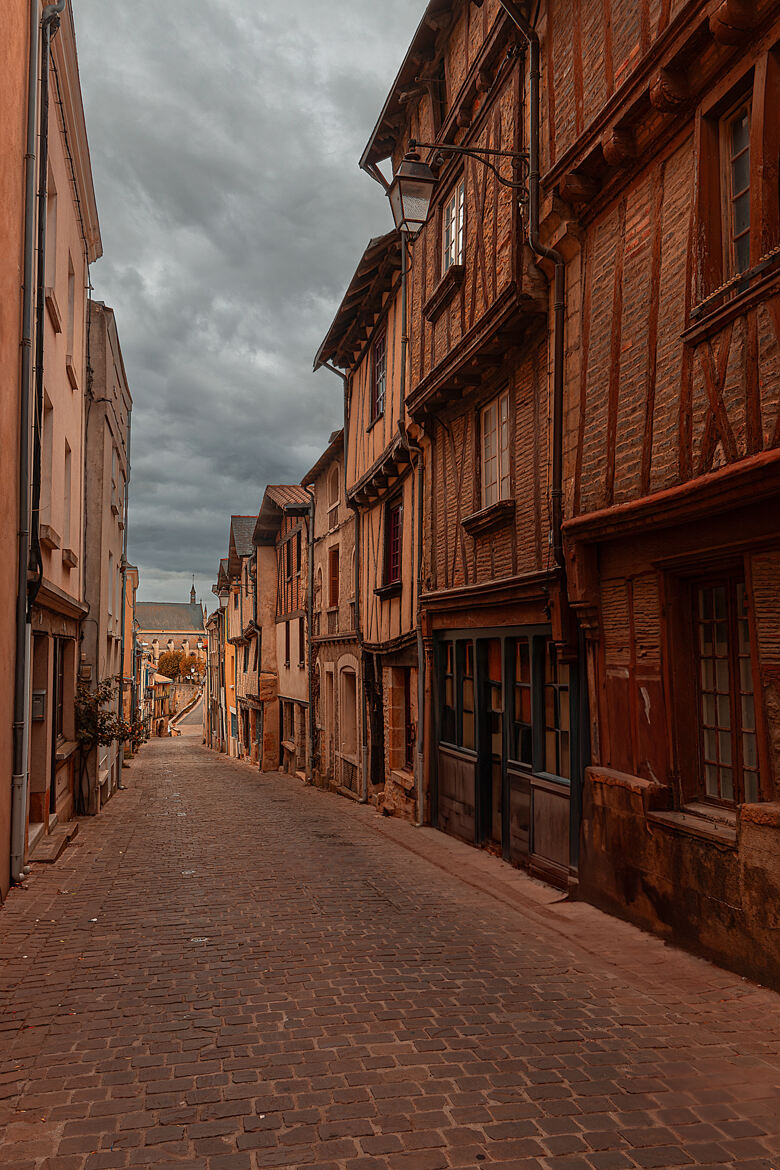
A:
[341,758,358,793]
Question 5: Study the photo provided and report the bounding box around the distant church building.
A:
[136,584,206,665]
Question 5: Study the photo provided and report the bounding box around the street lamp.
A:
[387,152,437,235]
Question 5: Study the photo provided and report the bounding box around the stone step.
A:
[29,820,79,864]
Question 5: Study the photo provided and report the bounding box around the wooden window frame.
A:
[383,497,403,586]
[720,96,752,280]
[328,545,340,608]
[442,178,466,275]
[692,46,780,318]
[284,619,290,667]
[370,331,386,423]
[298,615,305,668]
[479,390,511,509]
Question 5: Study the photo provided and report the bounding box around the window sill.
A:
[45,287,62,333]
[366,412,384,433]
[647,802,737,849]
[423,263,465,323]
[62,547,78,569]
[375,580,402,599]
[461,498,515,537]
[684,257,780,345]
[65,354,79,390]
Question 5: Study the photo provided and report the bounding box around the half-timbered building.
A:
[540,0,780,981]
[225,516,259,762]
[303,431,363,797]
[316,233,424,820]
[360,0,584,877]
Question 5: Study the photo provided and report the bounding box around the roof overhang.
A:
[314,233,400,372]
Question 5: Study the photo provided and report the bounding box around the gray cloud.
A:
[75,0,420,605]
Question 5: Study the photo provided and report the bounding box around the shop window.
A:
[442,180,465,273]
[543,642,570,780]
[695,579,758,804]
[481,391,510,508]
[510,637,533,767]
[460,641,475,750]
[442,642,456,744]
[384,498,403,584]
[371,332,386,421]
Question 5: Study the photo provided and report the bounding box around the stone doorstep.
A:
[29,820,79,864]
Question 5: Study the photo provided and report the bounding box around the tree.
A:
[156,649,184,679]
[180,653,205,681]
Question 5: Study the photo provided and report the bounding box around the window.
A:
[460,641,475,750]
[721,99,751,277]
[695,579,758,805]
[384,499,402,585]
[442,180,465,273]
[328,546,340,608]
[66,256,75,355]
[511,637,533,767]
[341,670,357,756]
[243,643,249,671]
[295,530,302,577]
[442,642,456,744]
[481,391,510,508]
[433,57,448,130]
[285,538,293,582]
[371,332,386,421]
[298,616,305,667]
[107,552,113,616]
[543,642,570,780]
[284,619,290,666]
[45,172,57,287]
[233,590,238,609]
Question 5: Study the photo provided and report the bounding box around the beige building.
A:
[27,0,102,851]
[81,302,132,812]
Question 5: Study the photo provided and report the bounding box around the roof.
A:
[135,602,205,633]
[253,485,309,545]
[152,672,173,685]
[360,0,451,171]
[228,515,256,576]
[314,233,401,371]
[301,430,344,487]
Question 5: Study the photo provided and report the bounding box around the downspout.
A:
[11,0,42,885]
[117,412,131,786]
[303,487,315,784]
[321,361,369,803]
[497,0,565,568]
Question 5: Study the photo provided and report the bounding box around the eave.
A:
[315,234,401,372]
[348,435,413,508]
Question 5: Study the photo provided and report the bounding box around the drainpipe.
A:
[497,0,565,567]
[321,362,369,803]
[303,487,316,784]
[117,412,131,786]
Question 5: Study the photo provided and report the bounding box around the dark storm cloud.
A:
[75,0,421,604]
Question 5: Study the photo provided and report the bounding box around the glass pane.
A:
[699,623,713,654]
[463,711,475,750]
[733,192,750,237]
[731,150,750,195]
[744,771,759,803]
[516,639,530,683]
[714,621,728,655]
[739,654,753,691]
[701,658,714,690]
[521,688,531,723]
[704,728,718,761]
[735,232,750,274]
[702,693,716,726]
[445,678,453,707]
[730,108,750,153]
[716,659,730,691]
[699,588,713,620]
[742,732,757,770]
[717,693,731,728]
[721,767,734,802]
[719,730,732,765]
[462,679,474,711]
[545,686,555,725]
[560,732,570,779]
[705,763,719,797]
[516,724,532,765]
[545,729,556,770]
[713,586,727,620]
[559,691,570,733]
[741,694,755,731]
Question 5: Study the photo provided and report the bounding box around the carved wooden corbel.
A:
[601,127,636,170]
[709,0,756,44]
[649,68,688,112]
[558,171,599,205]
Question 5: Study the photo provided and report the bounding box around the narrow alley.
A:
[1,738,779,1170]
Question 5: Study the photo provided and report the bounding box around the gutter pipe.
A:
[321,361,369,803]
[117,411,131,785]
[303,487,316,784]
[497,0,566,567]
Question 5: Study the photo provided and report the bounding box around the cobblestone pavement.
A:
[1,738,779,1170]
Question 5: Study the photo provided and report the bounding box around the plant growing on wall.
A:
[74,677,139,815]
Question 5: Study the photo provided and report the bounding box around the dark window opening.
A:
[384,499,402,585]
[371,332,386,421]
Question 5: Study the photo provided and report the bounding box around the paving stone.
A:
[0,738,778,1170]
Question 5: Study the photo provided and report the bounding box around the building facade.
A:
[135,596,206,667]
[303,432,363,796]
[81,301,132,811]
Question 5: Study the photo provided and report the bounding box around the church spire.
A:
[190,574,196,605]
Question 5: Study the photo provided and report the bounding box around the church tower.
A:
[190,575,196,605]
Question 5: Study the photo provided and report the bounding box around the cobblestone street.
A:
[1,737,779,1170]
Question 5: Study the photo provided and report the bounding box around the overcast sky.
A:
[75,0,421,607]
